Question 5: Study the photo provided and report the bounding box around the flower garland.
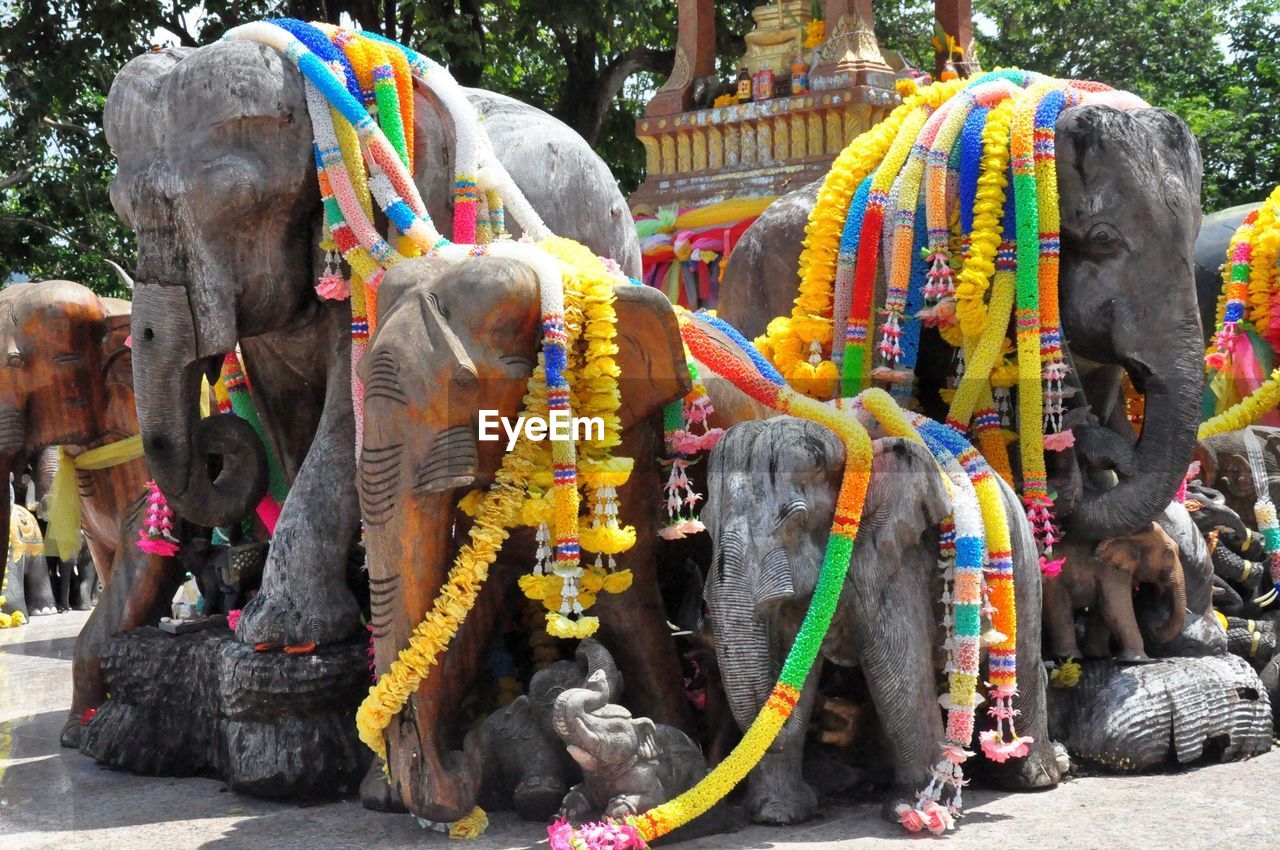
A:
[658,360,722,540]
[136,480,179,556]
[1206,184,1280,420]
[1199,367,1280,439]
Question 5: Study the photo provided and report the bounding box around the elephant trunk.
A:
[552,674,610,744]
[1154,554,1188,645]
[130,283,267,527]
[576,638,623,701]
[1068,313,1204,539]
[708,527,776,731]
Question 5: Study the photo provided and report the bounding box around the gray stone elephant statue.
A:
[553,671,706,823]
[702,417,1058,825]
[720,105,1205,544]
[462,638,624,822]
[103,38,641,651]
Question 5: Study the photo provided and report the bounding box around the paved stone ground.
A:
[3,610,1279,850]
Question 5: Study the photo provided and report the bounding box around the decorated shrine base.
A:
[80,624,370,798]
[1047,656,1274,771]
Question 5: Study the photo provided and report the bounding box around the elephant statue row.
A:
[3,501,56,618]
[0,280,184,746]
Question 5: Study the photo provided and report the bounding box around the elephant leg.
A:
[2,555,28,615]
[1081,606,1113,658]
[1098,567,1148,662]
[745,659,821,825]
[63,528,181,747]
[50,557,71,612]
[235,320,362,647]
[74,555,98,610]
[24,554,58,615]
[1041,575,1082,658]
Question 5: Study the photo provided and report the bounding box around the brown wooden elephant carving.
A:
[0,281,182,746]
[1044,522,1187,663]
[356,256,692,822]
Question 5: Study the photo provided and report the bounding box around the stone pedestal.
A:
[82,626,370,798]
[1047,656,1272,771]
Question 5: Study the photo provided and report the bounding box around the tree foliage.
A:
[1,0,1278,295]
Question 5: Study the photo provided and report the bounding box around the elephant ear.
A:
[863,438,951,554]
[612,284,692,430]
[99,297,133,387]
[633,717,660,761]
[1094,536,1142,570]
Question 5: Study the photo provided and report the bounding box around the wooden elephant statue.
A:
[1044,522,1187,663]
[357,256,691,822]
[1195,426,1280,524]
[0,280,183,746]
[106,33,642,654]
[701,417,1058,826]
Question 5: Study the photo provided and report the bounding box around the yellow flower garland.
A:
[1199,366,1280,439]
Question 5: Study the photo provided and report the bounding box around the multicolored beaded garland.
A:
[755,71,1148,571]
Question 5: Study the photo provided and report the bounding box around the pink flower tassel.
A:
[136,480,180,556]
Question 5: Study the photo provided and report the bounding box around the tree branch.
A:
[41,117,92,135]
[0,167,37,193]
[0,216,118,263]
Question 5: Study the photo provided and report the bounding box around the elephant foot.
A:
[29,605,58,617]
[60,714,84,749]
[235,576,362,646]
[360,759,407,812]
[984,736,1063,791]
[746,771,818,825]
[513,776,568,822]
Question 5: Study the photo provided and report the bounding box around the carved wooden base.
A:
[1047,656,1273,771]
[81,626,370,797]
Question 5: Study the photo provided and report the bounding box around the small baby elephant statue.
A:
[1044,522,1187,662]
[554,669,706,822]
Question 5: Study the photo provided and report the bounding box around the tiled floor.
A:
[2,610,1278,849]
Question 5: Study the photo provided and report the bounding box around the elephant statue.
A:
[356,255,691,822]
[702,416,1058,825]
[459,638,622,821]
[3,502,55,618]
[178,537,268,617]
[553,670,706,823]
[1195,427,1280,526]
[1184,482,1275,617]
[720,104,1204,543]
[1043,522,1187,663]
[105,38,643,656]
[0,280,184,746]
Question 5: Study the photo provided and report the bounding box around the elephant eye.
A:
[1088,225,1124,255]
[500,354,534,374]
[427,292,450,320]
[774,499,807,531]
[55,353,85,365]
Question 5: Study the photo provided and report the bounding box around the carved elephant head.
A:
[0,281,132,576]
[1195,427,1280,526]
[552,669,657,775]
[357,255,688,821]
[1185,481,1265,560]
[1094,522,1187,645]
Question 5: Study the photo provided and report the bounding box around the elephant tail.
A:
[1154,553,1188,644]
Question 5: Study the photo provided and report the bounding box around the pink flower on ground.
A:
[1039,556,1065,578]
[1042,429,1076,451]
[226,609,242,631]
[895,804,925,833]
[921,800,956,834]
